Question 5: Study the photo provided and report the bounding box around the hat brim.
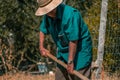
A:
[35,0,63,16]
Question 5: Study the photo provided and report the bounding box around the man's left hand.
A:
[67,62,74,74]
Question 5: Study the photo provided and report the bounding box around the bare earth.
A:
[0,72,119,80]
[0,73,55,80]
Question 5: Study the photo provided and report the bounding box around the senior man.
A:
[35,0,92,80]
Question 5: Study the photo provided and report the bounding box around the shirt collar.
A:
[56,4,63,20]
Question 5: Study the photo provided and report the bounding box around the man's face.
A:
[47,8,56,18]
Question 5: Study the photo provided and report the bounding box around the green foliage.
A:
[0,0,41,71]
[66,0,93,16]
[0,0,119,74]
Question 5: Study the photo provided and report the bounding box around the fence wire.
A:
[87,0,120,79]
[103,1,120,79]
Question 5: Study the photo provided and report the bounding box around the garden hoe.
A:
[47,52,89,80]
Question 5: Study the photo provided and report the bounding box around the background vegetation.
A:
[0,0,120,77]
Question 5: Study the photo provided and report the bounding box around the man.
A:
[35,0,92,80]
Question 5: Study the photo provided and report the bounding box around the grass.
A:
[0,72,55,80]
[0,72,119,80]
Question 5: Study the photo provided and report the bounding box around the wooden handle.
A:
[47,53,89,80]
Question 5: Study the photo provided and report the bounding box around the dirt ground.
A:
[0,73,55,80]
[0,72,119,80]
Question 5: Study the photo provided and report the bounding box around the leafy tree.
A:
[0,0,41,72]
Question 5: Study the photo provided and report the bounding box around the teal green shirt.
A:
[40,4,92,70]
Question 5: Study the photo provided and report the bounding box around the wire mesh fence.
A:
[85,0,120,79]
[103,0,120,79]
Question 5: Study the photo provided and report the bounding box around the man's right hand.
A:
[40,47,49,57]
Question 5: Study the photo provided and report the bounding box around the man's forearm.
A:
[39,32,49,57]
[39,31,45,48]
[68,41,78,62]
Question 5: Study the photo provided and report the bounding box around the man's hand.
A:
[40,47,49,57]
[67,62,74,74]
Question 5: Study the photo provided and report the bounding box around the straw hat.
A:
[35,0,63,16]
